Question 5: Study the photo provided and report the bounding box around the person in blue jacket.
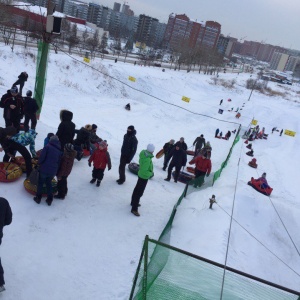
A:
[34,135,62,206]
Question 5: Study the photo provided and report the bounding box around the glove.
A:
[206,173,210,177]
[88,162,91,167]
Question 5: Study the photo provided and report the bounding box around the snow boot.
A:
[0,285,5,292]
[90,178,96,184]
[96,180,101,187]
[54,194,65,200]
[131,210,140,217]
[46,195,53,206]
[164,178,170,181]
[33,195,42,204]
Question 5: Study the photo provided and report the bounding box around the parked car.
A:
[154,63,161,67]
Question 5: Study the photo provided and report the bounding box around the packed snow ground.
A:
[0,44,300,299]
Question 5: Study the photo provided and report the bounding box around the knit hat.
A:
[11,86,18,93]
[147,143,155,153]
[47,132,54,139]
[98,141,107,149]
[26,90,32,97]
[128,125,134,131]
[262,172,266,178]
[170,139,175,144]
[50,135,59,141]
[65,143,74,152]
[92,124,97,130]
[85,124,92,131]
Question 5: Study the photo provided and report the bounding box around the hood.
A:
[60,110,73,122]
[49,138,61,149]
[139,149,153,160]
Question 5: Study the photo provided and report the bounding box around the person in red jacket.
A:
[54,143,77,199]
[88,141,111,187]
[189,152,212,187]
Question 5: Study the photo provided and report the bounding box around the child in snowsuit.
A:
[44,133,54,147]
[209,195,216,209]
[55,143,77,199]
[257,173,270,189]
[189,152,212,187]
[88,141,111,187]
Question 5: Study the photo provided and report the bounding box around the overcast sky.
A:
[91,0,300,51]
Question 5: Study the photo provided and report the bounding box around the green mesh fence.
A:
[130,237,300,300]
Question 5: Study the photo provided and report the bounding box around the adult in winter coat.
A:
[74,125,91,160]
[88,141,111,187]
[23,90,39,131]
[56,110,76,151]
[177,137,187,151]
[0,126,17,154]
[55,143,77,199]
[164,143,187,183]
[189,153,212,187]
[131,144,155,216]
[162,139,175,171]
[0,197,12,293]
[117,125,138,185]
[34,135,62,206]
[12,71,28,95]
[193,134,205,156]
[0,87,24,130]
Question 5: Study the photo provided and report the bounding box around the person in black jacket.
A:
[23,90,39,131]
[0,87,24,131]
[0,126,17,155]
[177,137,187,151]
[164,143,187,183]
[12,71,28,95]
[162,139,175,171]
[117,125,138,185]
[56,110,76,151]
[73,124,91,161]
[193,134,205,157]
[0,197,12,292]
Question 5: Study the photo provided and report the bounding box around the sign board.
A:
[128,76,136,82]
[83,57,90,63]
[251,119,258,125]
[284,130,296,137]
[182,96,190,103]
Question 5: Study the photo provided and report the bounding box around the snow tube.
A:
[186,150,195,156]
[13,156,38,173]
[128,163,154,178]
[247,177,273,196]
[155,149,164,159]
[83,148,90,157]
[172,171,194,184]
[23,178,58,196]
[0,162,23,182]
[186,166,195,174]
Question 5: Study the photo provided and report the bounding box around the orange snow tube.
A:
[0,162,23,182]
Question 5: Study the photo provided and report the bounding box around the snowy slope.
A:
[0,45,299,299]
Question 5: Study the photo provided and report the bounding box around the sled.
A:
[246,151,254,157]
[247,177,273,196]
[0,162,23,182]
[128,162,154,178]
[172,171,194,184]
[186,166,195,174]
[12,156,38,173]
[24,178,58,196]
[155,149,164,159]
[83,148,90,157]
[186,150,195,156]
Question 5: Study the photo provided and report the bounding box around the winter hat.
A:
[180,137,184,141]
[85,124,92,131]
[26,90,32,97]
[50,135,59,142]
[11,86,18,94]
[200,134,204,137]
[128,125,135,131]
[147,143,155,153]
[262,172,266,178]
[47,132,54,139]
[92,124,97,130]
[98,141,107,149]
[65,143,74,152]
[170,139,175,144]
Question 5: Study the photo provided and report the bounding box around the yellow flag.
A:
[83,57,90,63]
[128,76,136,82]
[284,130,296,137]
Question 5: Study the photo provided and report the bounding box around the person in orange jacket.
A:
[189,152,212,187]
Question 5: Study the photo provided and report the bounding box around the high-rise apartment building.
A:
[113,2,121,12]
[136,14,159,47]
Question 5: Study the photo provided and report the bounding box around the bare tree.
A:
[86,29,99,58]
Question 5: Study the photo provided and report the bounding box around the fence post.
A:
[142,235,149,299]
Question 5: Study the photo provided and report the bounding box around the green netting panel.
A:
[131,239,300,300]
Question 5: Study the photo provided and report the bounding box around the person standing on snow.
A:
[88,141,111,187]
[164,143,187,183]
[12,71,28,95]
[130,144,155,217]
[162,139,175,171]
[117,125,138,185]
[56,110,76,151]
[189,152,212,187]
[177,137,187,151]
[23,90,39,132]
[193,134,205,157]
[0,197,12,293]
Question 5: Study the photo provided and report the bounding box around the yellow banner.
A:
[182,96,190,103]
[251,119,258,125]
[83,57,90,63]
[129,76,136,82]
[284,130,296,137]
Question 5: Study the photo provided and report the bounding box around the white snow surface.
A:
[0,45,300,299]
